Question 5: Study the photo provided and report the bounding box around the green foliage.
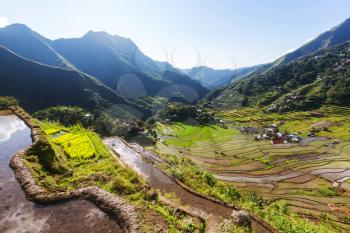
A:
[158,104,215,125]
[34,106,93,127]
[0,96,18,108]
[293,186,340,197]
[254,201,334,233]
[163,154,241,203]
[94,112,145,140]
[27,137,68,174]
[210,42,350,111]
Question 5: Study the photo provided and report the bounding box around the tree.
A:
[0,96,18,108]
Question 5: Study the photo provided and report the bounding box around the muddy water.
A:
[105,138,272,233]
[0,114,123,233]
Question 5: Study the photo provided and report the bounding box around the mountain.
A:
[183,65,262,89]
[51,31,208,101]
[0,46,149,117]
[274,17,350,67]
[0,24,73,69]
[0,24,208,103]
[207,42,350,111]
[154,60,181,73]
[206,17,350,109]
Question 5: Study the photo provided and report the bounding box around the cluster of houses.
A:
[267,91,300,112]
[254,124,302,144]
[332,56,350,72]
[315,51,350,73]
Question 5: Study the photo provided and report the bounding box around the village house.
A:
[255,124,302,144]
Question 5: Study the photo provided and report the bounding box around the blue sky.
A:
[1,0,350,69]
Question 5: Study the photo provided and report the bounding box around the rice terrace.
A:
[154,105,350,231]
[2,2,350,233]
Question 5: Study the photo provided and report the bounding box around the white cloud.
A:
[0,115,26,141]
[0,17,9,28]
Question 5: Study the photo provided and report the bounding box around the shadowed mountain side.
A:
[0,24,73,69]
[0,46,149,116]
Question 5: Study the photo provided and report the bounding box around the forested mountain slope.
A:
[207,42,350,111]
[0,46,148,116]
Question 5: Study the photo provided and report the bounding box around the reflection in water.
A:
[0,114,122,233]
[0,115,26,141]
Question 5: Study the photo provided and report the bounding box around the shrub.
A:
[203,172,217,187]
[111,176,137,195]
[28,137,68,174]
[34,106,93,127]
[0,96,18,108]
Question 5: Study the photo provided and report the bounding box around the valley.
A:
[1,6,350,233]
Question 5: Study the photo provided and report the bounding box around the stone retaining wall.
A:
[2,107,139,233]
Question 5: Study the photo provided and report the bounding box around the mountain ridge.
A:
[0,45,149,117]
[0,24,208,103]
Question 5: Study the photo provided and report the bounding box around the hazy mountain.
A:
[0,24,73,69]
[154,60,180,73]
[274,17,350,66]
[0,24,208,103]
[183,65,262,89]
[0,46,149,116]
[51,31,208,101]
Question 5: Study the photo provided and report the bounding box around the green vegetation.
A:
[161,154,241,202]
[209,42,350,111]
[158,104,215,125]
[0,96,18,108]
[34,106,93,127]
[25,122,204,232]
[293,186,340,197]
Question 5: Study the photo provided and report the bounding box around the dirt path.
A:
[104,137,275,233]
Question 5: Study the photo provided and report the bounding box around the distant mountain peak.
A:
[4,23,32,31]
[84,30,110,38]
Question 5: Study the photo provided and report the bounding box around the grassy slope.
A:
[158,123,239,147]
